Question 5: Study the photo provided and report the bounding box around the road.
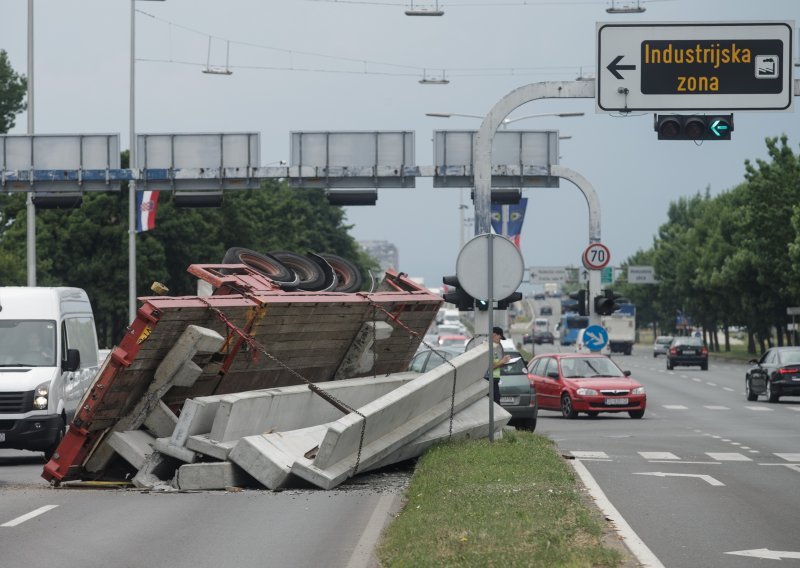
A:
[537,349,800,567]
[0,449,406,568]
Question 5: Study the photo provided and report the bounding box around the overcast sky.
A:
[3,0,798,289]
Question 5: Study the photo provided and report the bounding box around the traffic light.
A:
[496,292,523,311]
[568,289,588,316]
[475,298,489,311]
[655,114,733,141]
[442,275,476,311]
[594,289,623,316]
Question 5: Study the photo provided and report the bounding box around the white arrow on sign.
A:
[726,548,800,560]
[634,472,725,486]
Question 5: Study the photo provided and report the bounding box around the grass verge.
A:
[377,430,623,568]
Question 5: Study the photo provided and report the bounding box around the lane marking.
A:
[571,460,665,568]
[788,407,800,412]
[634,472,725,486]
[746,406,774,411]
[692,378,702,382]
[775,453,800,462]
[722,387,735,392]
[705,382,717,387]
[706,453,751,461]
[571,451,610,459]
[639,452,679,460]
[1,505,59,527]
[662,405,688,410]
[703,406,729,410]
[346,492,399,568]
[648,460,721,465]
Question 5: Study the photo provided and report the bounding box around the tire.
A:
[518,416,537,431]
[701,362,708,371]
[587,411,599,418]
[666,360,673,370]
[653,353,657,358]
[306,253,338,291]
[318,253,363,293]
[746,378,758,401]
[629,409,645,419]
[766,379,780,403]
[561,394,578,419]
[269,251,326,291]
[221,247,300,288]
[44,416,66,461]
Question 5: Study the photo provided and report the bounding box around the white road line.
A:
[346,493,399,568]
[788,407,800,412]
[775,453,800,462]
[1,505,59,528]
[746,406,774,411]
[692,378,702,382]
[639,452,679,460]
[662,405,688,410]
[571,460,665,568]
[649,460,722,465]
[571,451,610,459]
[706,453,752,461]
[704,406,730,410]
[706,382,717,387]
[634,472,725,487]
[722,387,735,392]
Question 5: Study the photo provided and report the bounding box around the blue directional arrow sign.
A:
[583,325,609,352]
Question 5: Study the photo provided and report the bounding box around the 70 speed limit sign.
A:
[582,243,610,270]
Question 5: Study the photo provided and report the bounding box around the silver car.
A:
[653,335,673,358]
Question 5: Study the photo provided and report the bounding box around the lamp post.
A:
[425,111,584,129]
[26,0,35,287]
[129,0,164,322]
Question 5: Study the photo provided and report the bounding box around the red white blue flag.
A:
[490,198,528,248]
[136,190,160,233]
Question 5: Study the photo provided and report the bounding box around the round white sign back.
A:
[456,234,525,300]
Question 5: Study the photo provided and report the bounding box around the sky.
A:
[2,0,799,290]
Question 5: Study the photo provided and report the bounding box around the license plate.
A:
[500,396,518,405]
[0,432,5,442]
[683,350,696,355]
[605,398,629,406]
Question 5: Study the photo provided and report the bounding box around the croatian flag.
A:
[136,190,160,233]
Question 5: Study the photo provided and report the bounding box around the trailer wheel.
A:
[269,251,326,291]
[221,247,299,288]
[306,253,338,291]
[318,253,362,293]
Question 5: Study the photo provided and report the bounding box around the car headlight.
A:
[33,381,50,410]
[632,386,645,395]
[576,387,598,396]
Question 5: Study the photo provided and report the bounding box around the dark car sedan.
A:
[746,346,800,403]
[667,336,708,370]
[533,330,555,345]
[408,345,538,431]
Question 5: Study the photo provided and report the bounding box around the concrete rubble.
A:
[98,337,509,491]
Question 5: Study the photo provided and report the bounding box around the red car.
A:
[527,353,646,419]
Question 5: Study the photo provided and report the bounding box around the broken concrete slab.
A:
[85,325,225,473]
[143,401,178,439]
[185,435,237,461]
[175,461,252,491]
[333,321,394,379]
[154,437,197,464]
[106,430,156,471]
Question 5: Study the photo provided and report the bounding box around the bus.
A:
[558,312,590,346]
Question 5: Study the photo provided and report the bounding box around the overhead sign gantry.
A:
[597,21,794,112]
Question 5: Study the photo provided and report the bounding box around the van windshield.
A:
[0,320,57,367]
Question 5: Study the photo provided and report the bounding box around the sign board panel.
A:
[787,306,800,316]
[583,325,609,351]
[530,266,569,283]
[601,266,613,284]
[628,265,657,284]
[597,22,793,112]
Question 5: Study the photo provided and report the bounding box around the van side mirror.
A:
[63,348,80,372]
[624,370,631,377]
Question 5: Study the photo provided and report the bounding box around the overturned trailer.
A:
[42,264,507,490]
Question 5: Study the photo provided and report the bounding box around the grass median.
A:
[377,430,624,567]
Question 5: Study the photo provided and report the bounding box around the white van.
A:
[0,287,100,458]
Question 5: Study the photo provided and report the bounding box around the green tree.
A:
[0,50,26,133]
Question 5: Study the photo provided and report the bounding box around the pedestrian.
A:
[490,326,511,404]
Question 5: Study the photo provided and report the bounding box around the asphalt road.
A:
[537,350,800,567]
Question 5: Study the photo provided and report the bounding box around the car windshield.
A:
[500,352,527,375]
[559,357,624,378]
[656,337,672,345]
[0,319,57,367]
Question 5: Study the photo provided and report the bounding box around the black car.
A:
[533,330,555,345]
[746,346,800,402]
[667,336,708,370]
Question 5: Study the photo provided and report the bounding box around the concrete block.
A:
[170,397,221,447]
[367,399,511,471]
[175,462,251,491]
[185,435,237,461]
[209,373,419,443]
[229,425,327,490]
[106,430,156,470]
[132,451,181,490]
[154,437,197,464]
[144,401,178,439]
[333,321,394,379]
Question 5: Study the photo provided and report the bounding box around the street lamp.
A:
[26,0,35,286]
[130,0,165,322]
[425,111,584,128]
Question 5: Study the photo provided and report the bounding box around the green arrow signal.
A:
[711,119,730,137]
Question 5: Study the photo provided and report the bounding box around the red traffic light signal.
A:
[655,114,733,141]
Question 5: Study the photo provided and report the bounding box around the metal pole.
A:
[26,0,35,287]
[487,234,495,441]
[128,0,137,322]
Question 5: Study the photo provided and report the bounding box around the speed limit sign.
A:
[582,243,610,270]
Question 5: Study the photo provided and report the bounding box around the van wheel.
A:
[44,416,66,461]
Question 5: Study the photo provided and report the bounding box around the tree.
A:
[0,50,26,133]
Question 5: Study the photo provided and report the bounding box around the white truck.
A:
[0,287,100,458]
[601,304,636,355]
